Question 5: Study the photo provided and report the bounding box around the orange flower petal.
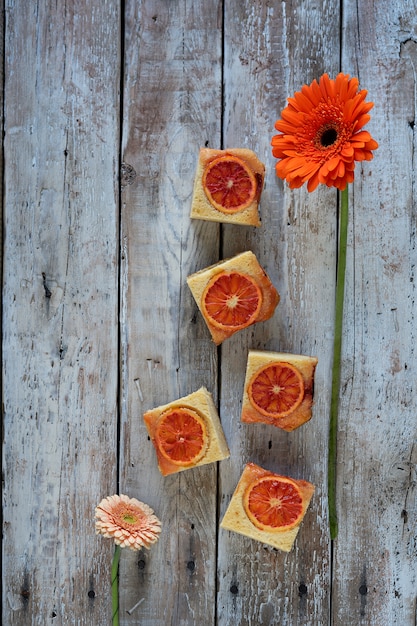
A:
[307,171,321,192]
[340,145,355,158]
[272,73,377,190]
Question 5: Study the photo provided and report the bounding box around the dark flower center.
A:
[319,127,338,147]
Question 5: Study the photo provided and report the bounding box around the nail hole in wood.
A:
[299,583,307,596]
[138,559,146,570]
[42,272,52,298]
[187,560,195,572]
[230,584,238,595]
[359,584,368,596]
[88,590,95,599]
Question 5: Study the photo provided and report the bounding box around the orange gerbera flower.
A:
[271,73,378,191]
[95,494,162,551]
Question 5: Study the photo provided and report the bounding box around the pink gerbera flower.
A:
[95,494,162,551]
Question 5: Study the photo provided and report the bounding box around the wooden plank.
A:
[217,1,340,624]
[332,1,417,624]
[0,1,3,283]
[3,1,416,625]
[119,1,222,623]
[2,1,120,624]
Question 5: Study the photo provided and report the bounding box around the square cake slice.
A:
[187,251,279,345]
[143,387,230,476]
[190,148,265,226]
[241,350,318,431]
[220,462,315,552]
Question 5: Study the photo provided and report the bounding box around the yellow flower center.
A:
[122,513,138,524]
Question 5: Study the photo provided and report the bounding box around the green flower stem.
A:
[328,185,349,540]
[111,544,121,626]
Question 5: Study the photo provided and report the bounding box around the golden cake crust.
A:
[220,462,315,552]
[241,350,318,431]
[186,252,280,345]
[143,387,230,476]
[190,148,265,226]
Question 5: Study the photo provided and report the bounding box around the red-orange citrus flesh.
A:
[248,362,304,418]
[202,271,263,330]
[155,407,208,466]
[244,475,304,532]
[202,155,257,213]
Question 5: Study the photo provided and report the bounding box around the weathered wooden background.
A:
[2,1,416,625]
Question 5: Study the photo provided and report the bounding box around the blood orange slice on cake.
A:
[244,474,304,532]
[154,407,208,467]
[202,155,257,214]
[202,271,263,330]
[248,362,304,418]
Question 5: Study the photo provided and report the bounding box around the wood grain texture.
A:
[217,1,339,624]
[0,2,3,284]
[119,1,222,623]
[3,0,417,625]
[2,1,120,624]
[332,1,417,624]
